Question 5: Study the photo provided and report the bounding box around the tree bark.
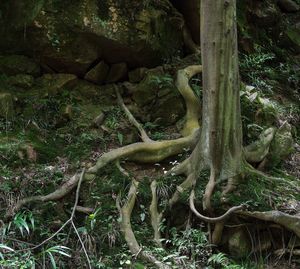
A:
[200,0,243,211]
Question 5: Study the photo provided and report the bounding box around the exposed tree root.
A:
[88,130,199,173]
[6,65,202,218]
[176,65,202,137]
[189,190,244,223]
[115,86,151,143]
[150,180,163,247]
[245,163,300,192]
[211,221,225,245]
[116,180,171,269]
[5,173,82,219]
[239,211,300,239]
[203,169,217,212]
[6,61,298,269]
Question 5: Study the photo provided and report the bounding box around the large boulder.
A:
[0,0,184,76]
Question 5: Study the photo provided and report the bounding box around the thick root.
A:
[117,180,171,269]
[202,169,217,212]
[88,130,199,173]
[239,211,300,239]
[176,65,202,137]
[150,180,163,247]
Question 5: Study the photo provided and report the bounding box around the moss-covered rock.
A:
[285,27,300,53]
[0,92,14,118]
[131,67,165,106]
[0,0,184,75]
[151,94,185,125]
[267,121,294,166]
[6,74,34,89]
[34,73,77,96]
[84,61,109,85]
[228,229,252,258]
[0,55,40,76]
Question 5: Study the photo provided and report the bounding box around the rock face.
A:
[84,61,109,85]
[0,0,184,76]
[278,0,300,12]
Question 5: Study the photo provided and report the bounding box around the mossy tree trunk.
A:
[199,0,243,211]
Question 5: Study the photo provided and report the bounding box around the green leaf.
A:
[0,244,14,252]
[48,252,57,269]
[117,132,123,145]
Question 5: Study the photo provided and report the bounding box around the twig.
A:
[15,169,92,269]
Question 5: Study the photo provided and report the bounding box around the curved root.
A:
[189,190,244,223]
[6,173,82,219]
[176,65,202,137]
[88,130,199,173]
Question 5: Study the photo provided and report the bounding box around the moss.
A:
[286,28,300,52]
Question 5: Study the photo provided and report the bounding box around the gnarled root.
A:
[88,130,199,173]
[176,65,202,137]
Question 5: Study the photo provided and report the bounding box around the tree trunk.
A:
[199,0,243,211]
